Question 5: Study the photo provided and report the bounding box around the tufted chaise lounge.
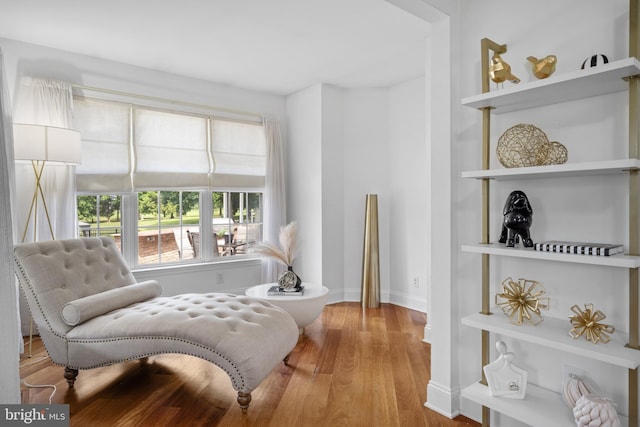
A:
[13,237,299,413]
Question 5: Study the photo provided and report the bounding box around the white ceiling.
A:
[0,0,430,96]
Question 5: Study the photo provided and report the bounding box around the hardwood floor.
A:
[20,302,479,427]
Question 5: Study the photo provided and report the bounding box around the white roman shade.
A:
[211,118,266,190]
[133,108,209,190]
[75,98,131,192]
[74,97,266,193]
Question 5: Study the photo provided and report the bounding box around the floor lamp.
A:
[13,123,81,355]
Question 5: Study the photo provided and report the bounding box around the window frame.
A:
[73,95,266,269]
[77,190,263,268]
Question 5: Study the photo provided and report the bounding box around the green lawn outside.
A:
[81,210,201,229]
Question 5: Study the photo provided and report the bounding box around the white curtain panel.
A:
[13,77,77,243]
[0,48,22,403]
[262,117,287,282]
[13,77,77,335]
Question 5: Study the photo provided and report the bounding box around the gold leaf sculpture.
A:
[569,303,615,344]
[527,55,557,79]
[495,277,549,325]
[489,53,520,87]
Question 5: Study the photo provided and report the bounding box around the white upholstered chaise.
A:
[13,237,299,413]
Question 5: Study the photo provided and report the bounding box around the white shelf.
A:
[462,313,640,369]
[462,382,629,427]
[461,57,640,113]
[462,243,640,268]
[462,159,640,180]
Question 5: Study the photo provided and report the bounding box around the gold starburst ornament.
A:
[495,277,549,325]
[569,303,615,344]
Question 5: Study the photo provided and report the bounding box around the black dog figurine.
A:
[499,190,534,247]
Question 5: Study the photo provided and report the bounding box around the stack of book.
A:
[533,241,624,256]
[267,285,305,296]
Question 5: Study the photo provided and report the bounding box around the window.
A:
[213,191,262,257]
[137,191,199,265]
[74,97,266,266]
[77,195,123,240]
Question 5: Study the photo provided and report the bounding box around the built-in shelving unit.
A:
[461,159,640,180]
[462,244,640,268]
[462,313,640,369]
[461,12,640,425]
[461,57,640,113]
[462,382,630,427]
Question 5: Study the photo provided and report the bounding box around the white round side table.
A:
[245,283,329,333]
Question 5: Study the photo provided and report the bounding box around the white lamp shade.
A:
[13,123,81,164]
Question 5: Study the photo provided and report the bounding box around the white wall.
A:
[388,77,428,311]
[342,88,392,302]
[456,1,630,425]
[285,84,325,295]
[321,85,346,298]
[0,39,287,120]
[286,79,428,311]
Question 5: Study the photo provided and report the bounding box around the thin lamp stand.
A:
[22,160,56,358]
[21,160,55,243]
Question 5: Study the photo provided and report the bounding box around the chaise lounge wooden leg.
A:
[237,392,251,414]
[64,367,78,387]
[283,353,291,366]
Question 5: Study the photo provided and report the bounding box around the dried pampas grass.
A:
[253,221,298,266]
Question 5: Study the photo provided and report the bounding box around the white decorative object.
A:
[253,222,302,291]
[573,394,620,427]
[562,373,594,408]
[245,283,329,334]
[483,341,528,399]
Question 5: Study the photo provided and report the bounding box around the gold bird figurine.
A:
[489,53,520,86]
[527,55,557,79]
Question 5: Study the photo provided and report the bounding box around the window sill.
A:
[132,256,262,274]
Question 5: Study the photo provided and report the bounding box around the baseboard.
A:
[423,323,432,343]
[343,288,427,311]
[344,287,364,302]
[388,290,426,312]
[425,380,461,419]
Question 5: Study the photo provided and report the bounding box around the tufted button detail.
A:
[61,284,67,289]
